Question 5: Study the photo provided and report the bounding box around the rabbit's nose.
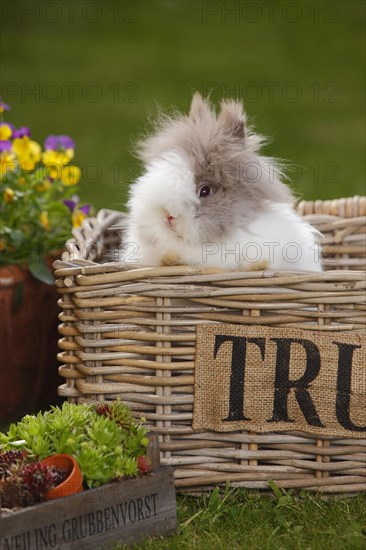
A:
[164,211,176,230]
[163,209,174,221]
[166,215,175,229]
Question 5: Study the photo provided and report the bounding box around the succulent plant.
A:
[137,455,152,475]
[95,400,134,428]
[0,479,23,509]
[0,450,23,478]
[20,463,67,503]
[0,401,150,489]
[0,452,67,508]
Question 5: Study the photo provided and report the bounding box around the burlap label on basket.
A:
[193,324,366,438]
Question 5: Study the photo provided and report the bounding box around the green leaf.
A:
[33,167,48,183]
[268,479,283,499]
[29,260,54,284]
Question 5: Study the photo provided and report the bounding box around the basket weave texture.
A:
[54,196,366,494]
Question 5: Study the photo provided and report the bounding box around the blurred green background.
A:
[1,0,365,211]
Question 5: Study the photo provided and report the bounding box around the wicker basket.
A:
[54,196,366,494]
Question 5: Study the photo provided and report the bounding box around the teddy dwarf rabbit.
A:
[120,93,322,271]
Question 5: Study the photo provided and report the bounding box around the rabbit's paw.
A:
[160,252,183,266]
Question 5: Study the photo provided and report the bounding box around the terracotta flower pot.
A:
[41,454,83,500]
[0,255,62,420]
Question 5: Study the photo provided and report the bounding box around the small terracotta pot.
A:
[41,454,83,500]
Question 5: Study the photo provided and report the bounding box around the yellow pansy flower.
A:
[0,151,17,178]
[0,124,13,140]
[12,136,31,156]
[65,148,74,161]
[46,164,62,180]
[42,149,72,166]
[3,187,15,203]
[40,211,50,230]
[42,150,74,180]
[61,165,81,186]
[72,210,87,228]
[42,149,74,166]
[12,136,41,171]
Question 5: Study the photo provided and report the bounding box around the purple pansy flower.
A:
[64,199,77,212]
[0,140,12,152]
[0,100,11,111]
[45,135,75,151]
[63,198,90,215]
[12,126,31,138]
[79,204,91,215]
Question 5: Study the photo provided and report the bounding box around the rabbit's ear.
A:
[189,92,213,123]
[218,99,245,139]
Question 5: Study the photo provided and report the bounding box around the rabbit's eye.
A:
[198,185,212,198]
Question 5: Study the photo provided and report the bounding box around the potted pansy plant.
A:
[0,100,92,417]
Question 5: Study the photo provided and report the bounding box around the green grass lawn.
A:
[1,1,365,211]
[116,487,366,550]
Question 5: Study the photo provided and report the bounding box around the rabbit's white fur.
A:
[121,94,322,271]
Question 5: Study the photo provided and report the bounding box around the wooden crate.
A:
[54,196,366,494]
[1,467,177,549]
